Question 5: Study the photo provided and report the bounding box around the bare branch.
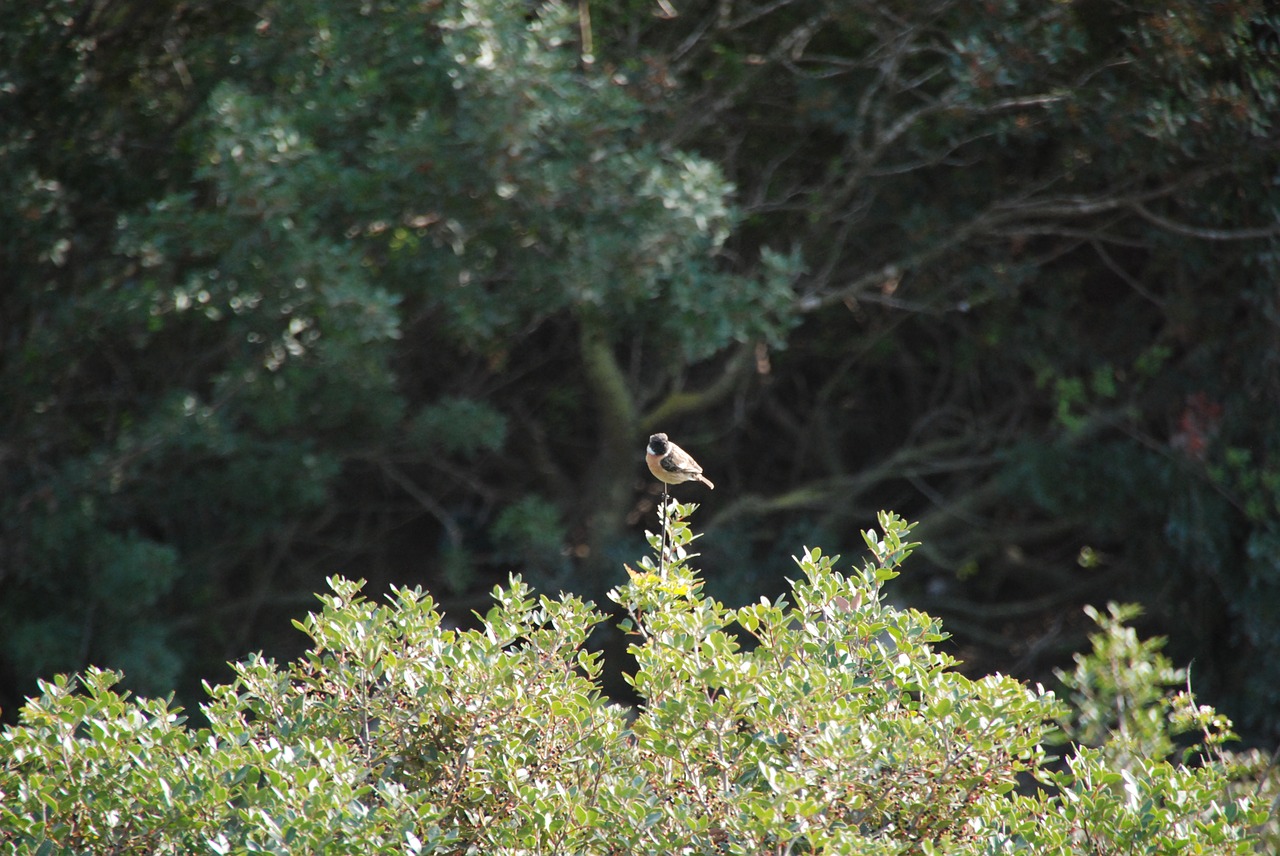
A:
[641,344,755,429]
[1129,202,1280,241]
[710,438,996,527]
[1091,239,1165,306]
[378,461,464,547]
[670,10,835,146]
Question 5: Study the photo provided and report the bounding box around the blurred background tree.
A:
[590,0,1280,734]
[2,0,1278,739]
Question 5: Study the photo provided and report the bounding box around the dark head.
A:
[647,433,669,456]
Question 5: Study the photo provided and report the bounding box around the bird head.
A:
[647,433,669,456]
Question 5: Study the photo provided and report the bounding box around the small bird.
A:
[646,433,715,490]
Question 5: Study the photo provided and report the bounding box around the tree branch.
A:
[378,461,463,547]
[640,344,754,430]
[578,308,639,451]
[710,439,996,527]
[1129,202,1280,241]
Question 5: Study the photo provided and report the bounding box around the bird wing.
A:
[663,447,701,475]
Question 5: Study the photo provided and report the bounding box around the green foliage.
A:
[490,494,569,583]
[4,0,1280,779]
[1,0,795,708]
[223,0,798,360]
[1,0,408,699]
[597,0,1280,737]
[1056,603,1191,764]
[1019,601,1280,854]
[1,513,1269,853]
[407,397,508,460]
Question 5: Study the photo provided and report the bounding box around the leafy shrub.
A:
[0,510,1270,853]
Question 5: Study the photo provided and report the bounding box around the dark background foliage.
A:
[2,0,1278,739]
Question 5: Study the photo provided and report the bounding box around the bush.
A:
[0,509,1270,853]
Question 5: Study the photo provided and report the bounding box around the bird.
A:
[646,433,715,490]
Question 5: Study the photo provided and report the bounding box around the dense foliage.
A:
[601,0,1280,730]
[2,0,1278,744]
[2,512,1272,852]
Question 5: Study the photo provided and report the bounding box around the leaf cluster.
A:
[2,513,1269,853]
